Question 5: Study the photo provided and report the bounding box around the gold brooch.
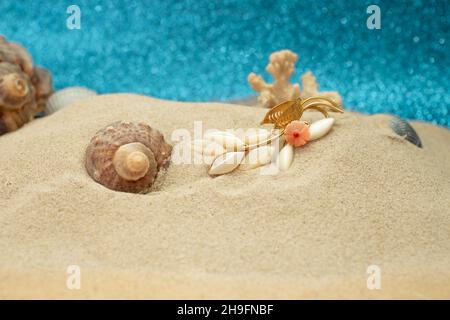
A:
[192,96,343,176]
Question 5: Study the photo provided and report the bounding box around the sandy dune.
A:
[0,94,449,299]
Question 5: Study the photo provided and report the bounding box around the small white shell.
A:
[309,118,335,141]
[46,86,97,115]
[205,131,246,152]
[239,145,273,170]
[244,129,272,146]
[208,151,245,176]
[277,144,294,171]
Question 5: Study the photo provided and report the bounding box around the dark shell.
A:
[389,117,423,148]
[85,121,172,193]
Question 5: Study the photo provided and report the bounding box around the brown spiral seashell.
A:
[0,37,34,76]
[85,121,173,194]
[0,62,36,134]
[0,62,34,109]
[0,36,53,136]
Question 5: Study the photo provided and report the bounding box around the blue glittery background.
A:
[1,0,448,126]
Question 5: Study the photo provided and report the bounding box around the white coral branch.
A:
[248,50,343,108]
[300,71,342,106]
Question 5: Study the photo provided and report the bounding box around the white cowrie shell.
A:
[208,151,245,176]
[277,144,294,171]
[309,118,335,141]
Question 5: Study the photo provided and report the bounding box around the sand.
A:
[0,93,449,299]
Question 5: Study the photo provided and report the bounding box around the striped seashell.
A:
[46,86,97,115]
[85,121,172,193]
[389,117,423,148]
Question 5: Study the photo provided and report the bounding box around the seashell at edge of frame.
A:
[389,117,423,148]
[46,86,97,115]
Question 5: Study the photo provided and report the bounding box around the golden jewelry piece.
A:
[204,95,344,176]
[261,96,343,129]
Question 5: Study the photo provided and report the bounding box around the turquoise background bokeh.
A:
[1,0,448,126]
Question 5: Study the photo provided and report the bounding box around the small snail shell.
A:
[0,62,34,110]
[46,86,97,115]
[0,37,53,135]
[85,121,173,193]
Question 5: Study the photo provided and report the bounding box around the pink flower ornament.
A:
[284,120,310,147]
